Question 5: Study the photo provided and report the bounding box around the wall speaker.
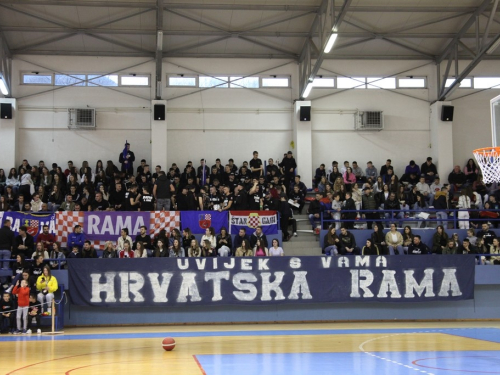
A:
[441,105,454,122]
[154,104,165,121]
[0,103,12,119]
[300,106,311,121]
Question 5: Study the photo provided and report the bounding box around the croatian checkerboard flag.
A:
[180,211,228,234]
[229,211,278,235]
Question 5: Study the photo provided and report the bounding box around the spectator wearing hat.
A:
[421,157,438,183]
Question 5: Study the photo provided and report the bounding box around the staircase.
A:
[282,192,323,257]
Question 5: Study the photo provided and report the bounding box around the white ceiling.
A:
[0,0,499,60]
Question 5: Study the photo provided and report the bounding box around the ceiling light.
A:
[324,33,338,53]
[486,37,500,55]
[303,81,313,98]
[0,77,8,96]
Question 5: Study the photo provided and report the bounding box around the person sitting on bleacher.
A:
[36,265,58,315]
[249,226,268,249]
[385,224,404,255]
[323,227,340,256]
[407,235,430,255]
[82,241,98,258]
[233,228,250,255]
[338,227,360,255]
[308,193,323,231]
[362,239,379,255]
[314,164,326,188]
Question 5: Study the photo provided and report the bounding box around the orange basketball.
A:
[162,337,176,351]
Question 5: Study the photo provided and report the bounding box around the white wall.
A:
[4,55,500,181]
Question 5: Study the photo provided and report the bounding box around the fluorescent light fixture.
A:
[303,81,314,98]
[324,32,338,53]
[0,77,8,95]
[486,37,500,55]
[156,31,163,50]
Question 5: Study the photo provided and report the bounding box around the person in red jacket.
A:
[36,225,55,252]
[12,279,30,334]
[118,241,134,258]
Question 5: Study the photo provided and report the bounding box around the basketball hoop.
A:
[473,147,500,184]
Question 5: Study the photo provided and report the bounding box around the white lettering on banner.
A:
[404,269,435,298]
[355,256,370,267]
[148,273,173,302]
[230,215,277,226]
[195,258,206,270]
[213,258,218,270]
[338,256,349,267]
[205,272,230,301]
[376,256,387,267]
[438,268,462,297]
[377,270,402,298]
[233,273,258,301]
[288,271,312,300]
[177,259,189,270]
[90,272,117,303]
[87,214,146,236]
[289,257,301,269]
[258,259,269,271]
[261,272,285,301]
[321,257,332,268]
[241,259,252,271]
[118,272,145,302]
[177,272,201,302]
[224,259,235,269]
[350,270,375,298]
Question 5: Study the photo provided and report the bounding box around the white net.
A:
[473,147,500,184]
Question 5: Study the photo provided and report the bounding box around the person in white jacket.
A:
[457,190,471,229]
[200,227,217,249]
[116,228,133,251]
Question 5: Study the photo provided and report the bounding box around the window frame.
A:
[20,72,54,86]
[166,74,198,88]
[260,76,291,88]
[397,76,427,89]
[119,74,151,87]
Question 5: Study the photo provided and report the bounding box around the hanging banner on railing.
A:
[229,210,278,235]
[68,255,474,307]
[181,211,228,234]
[55,211,181,249]
[0,211,56,240]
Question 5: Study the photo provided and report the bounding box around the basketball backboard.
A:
[491,94,500,147]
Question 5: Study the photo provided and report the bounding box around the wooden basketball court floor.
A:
[1,321,500,375]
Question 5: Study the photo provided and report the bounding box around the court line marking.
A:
[4,345,153,375]
[193,355,207,375]
[358,333,435,375]
[412,355,500,374]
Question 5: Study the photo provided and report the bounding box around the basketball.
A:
[162,337,176,351]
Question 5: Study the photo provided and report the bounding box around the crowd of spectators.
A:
[322,222,500,264]
[310,157,499,231]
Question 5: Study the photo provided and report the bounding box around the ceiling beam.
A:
[3,26,499,39]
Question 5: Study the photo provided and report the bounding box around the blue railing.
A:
[319,208,500,229]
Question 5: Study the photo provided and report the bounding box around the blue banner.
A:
[0,211,56,240]
[68,255,475,307]
[181,211,228,234]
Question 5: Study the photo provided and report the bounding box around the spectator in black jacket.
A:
[288,185,305,214]
[134,226,152,252]
[477,223,496,247]
[291,175,307,197]
[308,193,323,230]
[14,226,34,259]
[448,165,467,194]
[434,187,450,227]
[233,228,250,255]
[421,157,438,183]
[362,187,383,229]
[279,151,297,189]
[342,192,357,229]
[314,164,326,187]
[249,226,268,248]
[279,195,297,241]
[82,241,98,258]
[408,235,430,255]
[338,227,360,255]
[0,220,15,270]
[384,192,404,228]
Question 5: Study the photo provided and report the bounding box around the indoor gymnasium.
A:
[1,1,500,374]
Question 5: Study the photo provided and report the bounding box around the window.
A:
[199,76,228,88]
[473,77,500,89]
[229,77,259,88]
[55,74,86,86]
[261,77,290,87]
[22,74,52,85]
[444,78,472,88]
[337,77,366,89]
[398,77,426,88]
[120,75,150,86]
[168,76,197,87]
[366,77,396,89]
[88,74,119,87]
[312,77,335,88]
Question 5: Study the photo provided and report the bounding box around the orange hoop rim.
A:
[473,146,500,156]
